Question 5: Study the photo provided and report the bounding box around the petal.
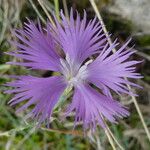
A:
[6,76,67,124]
[65,84,129,130]
[50,9,106,65]
[7,20,61,72]
[87,39,142,96]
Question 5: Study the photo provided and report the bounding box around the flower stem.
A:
[28,0,46,24]
[99,115,116,150]
[89,0,150,144]
[127,85,150,142]
[105,129,117,150]
[62,0,69,18]
[54,0,60,21]
[37,0,55,26]
[106,124,125,150]
[89,0,115,53]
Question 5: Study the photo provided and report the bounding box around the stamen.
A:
[60,54,92,86]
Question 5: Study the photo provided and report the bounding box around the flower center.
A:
[60,54,92,86]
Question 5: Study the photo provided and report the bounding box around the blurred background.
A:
[0,0,150,149]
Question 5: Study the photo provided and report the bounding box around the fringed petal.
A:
[6,76,67,125]
[65,84,129,131]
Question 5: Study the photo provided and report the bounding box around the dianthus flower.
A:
[5,10,142,130]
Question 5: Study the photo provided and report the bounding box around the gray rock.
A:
[107,0,150,32]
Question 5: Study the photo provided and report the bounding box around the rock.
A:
[107,0,150,32]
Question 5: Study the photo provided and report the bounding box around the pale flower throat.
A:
[60,54,92,87]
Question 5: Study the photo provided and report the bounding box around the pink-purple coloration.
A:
[5,10,142,130]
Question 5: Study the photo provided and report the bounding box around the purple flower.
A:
[6,10,142,130]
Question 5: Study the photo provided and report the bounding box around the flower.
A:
[5,10,142,130]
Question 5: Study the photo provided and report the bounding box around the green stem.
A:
[28,0,46,24]
[37,0,55,26]
[62,0,69,18]
[54,0,60,21]
[54,86,72,110]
